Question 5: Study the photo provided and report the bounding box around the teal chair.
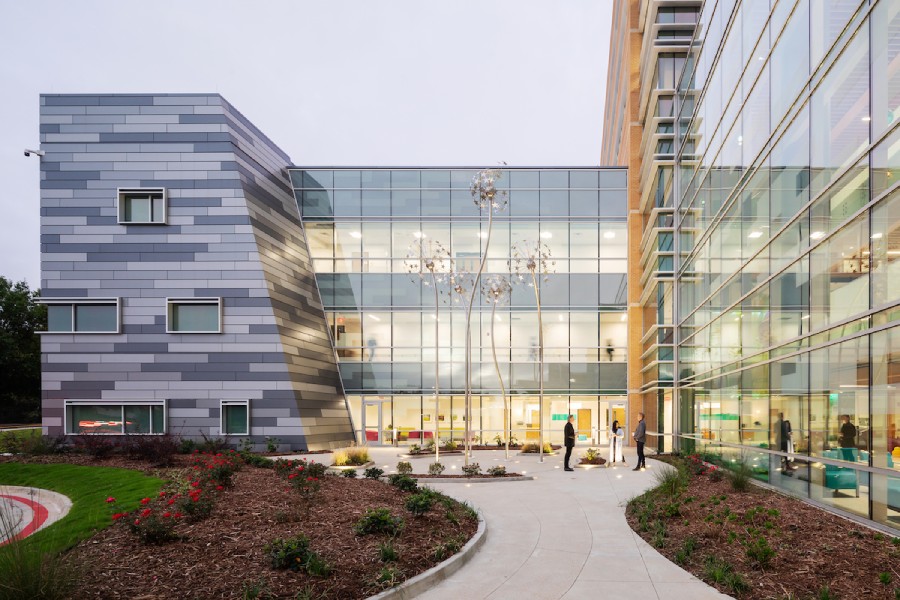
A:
[822,449,859,497]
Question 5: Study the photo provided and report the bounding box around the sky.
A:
[0,1,613,289]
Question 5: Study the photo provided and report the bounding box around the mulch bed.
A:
[5,454,478,599]
[627,455,900,599]
[411,473,524,479]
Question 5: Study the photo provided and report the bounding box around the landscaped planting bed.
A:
[2,449,478,599]
[627,454,900,600]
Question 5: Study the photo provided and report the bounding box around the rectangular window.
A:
[221,400,250,435]
[42,298,120,333]
[64,401,166,435]
[167,298,222,333]
[117,188,166,224]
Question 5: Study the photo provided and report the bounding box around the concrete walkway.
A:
[360,446,732,600]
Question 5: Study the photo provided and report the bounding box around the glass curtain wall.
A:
[292,168,628,447]
[673,0,900,530]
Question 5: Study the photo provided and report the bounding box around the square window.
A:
[42,299,120,333]
[221,401,250,435]
[118,188,166,224]
[167,298,222,333]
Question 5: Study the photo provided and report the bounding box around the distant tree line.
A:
[0,277,45,423]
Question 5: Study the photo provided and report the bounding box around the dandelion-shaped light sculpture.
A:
[406,237,451,461]
[459,168,510,464]
[509,240,555,462]
[482,274,512,459]
[446,268,476,463]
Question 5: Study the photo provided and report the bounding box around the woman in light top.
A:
[609,419,625,465]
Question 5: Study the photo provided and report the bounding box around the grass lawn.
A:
[0,429,41,453]
[0,463,165,554]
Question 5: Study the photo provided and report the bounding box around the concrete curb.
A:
[367,509,487,600]
[414,476,533,484]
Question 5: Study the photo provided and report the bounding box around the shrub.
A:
[189,450,244,488]
[342,469,358,479]
[272,459,304,478]
[364,466,385,480]
[745,535,775,568]
[654,466,686,497]
[289,474,321,502]
[123,433,180,466]
[673,537,696,565]
[265,436,280,453]
[0,431,68,456]
[355,508,404,536]
[304,552,333,578]
[73,434,118,459]
[729,460,754,492]
[879,572,893,585]
[305,461,328,478]
[266,535,310,571]
[174,486,215,522]
[375,566,403,588]
[378,541,398,562]
[396,461,413,475]
[388,474,418,493]
[243,453,272,469]
[443,439,459,451]
[493,434,504,447]
[405,493,434,516]
[128,508,181,544]
[432,535,465,561]
[0,508,78,600]
[521,442,552,454]
[334,447,370,466]
[196,432,229,453]
[704,556,749,594]
[581,447,604,464]
[428,462,446,476]
[408,444,421,455]
[486,465,507,476]
[461,463,481,477]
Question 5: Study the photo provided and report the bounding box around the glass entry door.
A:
[362,399,385,445]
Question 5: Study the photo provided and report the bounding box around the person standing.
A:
[632,412,646,471]
[608,419,625,465]
[564,415,576,471]
[838,415,857,449]
[776,412,794,473]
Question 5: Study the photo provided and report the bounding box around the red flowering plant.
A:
[189,450,244,488]
[104,492,184,544]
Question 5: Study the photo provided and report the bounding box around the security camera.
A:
[24,149,45,157]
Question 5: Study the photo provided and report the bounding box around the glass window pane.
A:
[172,304,219,332]
[47,305,73,332]
[420,170,450,188]
[598,170,626,188]
[70,405,122,434]
[302,190,334,217]
[361,170,390,189]
[151,196,165,222]
[223,404,248,435]
[569,171,599,188]
[302,170,333,188]
[333,170,361,188]
[509,171,539,188]
[539,171,568,188]
[125,197,151,222]
[124,405,151,434]
[151,405,165,434]
[391,170,420,188]
[872,190,900,307]
[872,0,900,138]
[75,305,117,332]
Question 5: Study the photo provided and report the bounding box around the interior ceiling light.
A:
[604,231,616,239]
[368,314,381,321]
[747,231,763,239]
[349,231,362,239]
[620,313,627,321]
[861,116,871,122]
[413,231,425,239]
[810,231,825,240]
[540,231,553,239]
[871,233,883,239]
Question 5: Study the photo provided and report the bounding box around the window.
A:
[42,298,120,333]
[118,188,166,224]
[65,401,166,434]
[167,298,222,333]
[221,400,249,435]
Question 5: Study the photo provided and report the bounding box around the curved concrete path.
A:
[0,486,72,545]
[358,446,731,600]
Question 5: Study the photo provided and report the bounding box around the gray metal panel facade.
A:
[39,93,354,450]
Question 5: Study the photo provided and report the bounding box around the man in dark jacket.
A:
[564,415,576,471]
[633,412,646,471]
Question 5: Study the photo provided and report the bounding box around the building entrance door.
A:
[361,399,386,445]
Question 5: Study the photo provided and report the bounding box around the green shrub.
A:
[817,586,836,600]
[408,444,421,455]
[654,466,686,496]
[355,508,404,536]
[239,578,271,600]
[396,461,413,475]
[673,537,696,565]
[305,461,328,478]
[378,541,398,562]
[443,439,459,451]
[879,572,893,585]
[405,493,434,516]
[334,447,370,466]
[745,535,776,568]
[123,433,180,467]
[521,442,552,454]
[461,463,481,477]
[128,509,181,544]
[428,462,445,476]
[342,469,358,479]
[388,474,418,493]
[704,556,749,594]
[375,566,403,588]
[364,466,385,480]
[304,552,333,578]
[486,465,507,476]
[265,437,280,453]
[265,535,310,571]
[729,460,754,492]
[432,535,465,561]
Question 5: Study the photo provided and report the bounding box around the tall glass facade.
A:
[289,168,628,447]
[672,0,900,529]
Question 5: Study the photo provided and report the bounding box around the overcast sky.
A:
[0,1,612,289]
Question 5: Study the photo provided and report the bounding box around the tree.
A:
[0,277,46,423]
